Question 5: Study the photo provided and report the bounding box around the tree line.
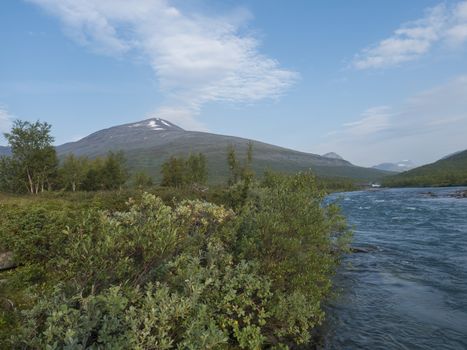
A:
[0,120,128,193]
[160,153,207,187]
[0,120,256,194]
[160,142,254,188]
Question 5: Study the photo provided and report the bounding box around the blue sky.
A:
[1,0,467,166]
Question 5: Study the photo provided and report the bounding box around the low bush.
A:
[0,172,350,349]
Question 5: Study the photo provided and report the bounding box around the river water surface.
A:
[322,187,467,350]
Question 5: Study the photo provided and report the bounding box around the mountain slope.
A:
[373,160,416,173]
[383,150,467,187]
[57,118,391,183]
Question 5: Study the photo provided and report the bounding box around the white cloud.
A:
[151,106,208,131]
[314,75,467,166]
[341,106,392,137]
[353,1,467,69]
[0,106,13,133]
[0,106,14,144]
[27,0,298,128]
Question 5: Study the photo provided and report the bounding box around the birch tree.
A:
[61,154,89,191]
[3,120,58,194]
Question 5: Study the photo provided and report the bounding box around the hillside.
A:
[56,118,391,183]
[383,150,467,187]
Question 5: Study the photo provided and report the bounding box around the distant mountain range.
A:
[383,149,467,187]
[1,118,393,183]
[57,118,466,185]
[372,160,416,173]
[0,146,11,157]
[4,120,465,186]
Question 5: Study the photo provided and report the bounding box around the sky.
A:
[1,0,467,167]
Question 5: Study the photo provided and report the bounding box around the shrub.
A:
[1,172,349,349]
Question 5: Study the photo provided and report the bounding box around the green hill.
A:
[383,149,467,187]
[56,118,391,183]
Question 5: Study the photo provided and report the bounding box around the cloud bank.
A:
[353,1,467,69]
[27,0,298,129]
[315,75,467,166]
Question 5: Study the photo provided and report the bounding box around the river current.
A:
[322,187,467,350]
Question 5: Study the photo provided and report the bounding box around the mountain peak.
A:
[322,152,344,160]
[127,118,184,132]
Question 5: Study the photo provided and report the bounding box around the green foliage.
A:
[0,172,350,349]
[60,154,90,191]
[161,153,208,188]
[186,153,208,185]
[161,156,187,187]
[79,152,129,191]
[100,151,129,190]
[227,142,255,186]
[317,176,357,193]
[233,172,350,344]
[0,156,23,193]
[2,120,58,194]
[0,122,129,194]
[227,145,240,185]
[133,171,154,189]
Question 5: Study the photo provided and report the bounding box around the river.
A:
[321,187,467,350]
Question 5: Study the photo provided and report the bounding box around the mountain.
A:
[441,150,464,160]
[0,146,11,157]
[56,118,391,183]
[383,150,467,187]
[372,160,416,173]
[322,152,344,161]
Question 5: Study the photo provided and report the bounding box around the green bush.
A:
[232,172,349,344]
[1,172,350,349]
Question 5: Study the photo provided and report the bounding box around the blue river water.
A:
[321,187,467,350]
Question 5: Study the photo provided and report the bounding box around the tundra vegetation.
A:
[0,121,351,349]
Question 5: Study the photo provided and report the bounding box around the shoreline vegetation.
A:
[0,178,351,349]
[0,120,352,349]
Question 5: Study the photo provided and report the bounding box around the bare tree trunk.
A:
[26,168,34,194]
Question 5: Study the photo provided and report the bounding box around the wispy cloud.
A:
[153,106,208,131]
[27,0,298,129]
[352,1,467,70]
[0,106,14,143]
[314,75,467,165]
[341,106,392,137]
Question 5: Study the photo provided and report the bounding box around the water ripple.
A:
[320,187,467,350]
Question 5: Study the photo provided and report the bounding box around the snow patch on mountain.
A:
[372,160,416,172]
[127,118,178,131]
